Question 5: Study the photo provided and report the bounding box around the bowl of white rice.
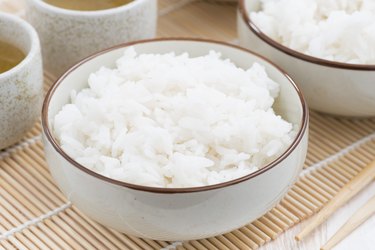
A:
[42,38,308,241]
[238,0,375,117]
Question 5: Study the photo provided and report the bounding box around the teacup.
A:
[0,12,43,150]
[25,0,157,77]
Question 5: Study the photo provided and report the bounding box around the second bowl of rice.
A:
[238,0,375,117]
[42,38,308,240]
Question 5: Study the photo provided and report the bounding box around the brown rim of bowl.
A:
[42,37,309,194]
[239,0,375,71]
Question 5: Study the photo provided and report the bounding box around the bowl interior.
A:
[240,0,375,72]
[44,39,306,190]
[47,40,304,127]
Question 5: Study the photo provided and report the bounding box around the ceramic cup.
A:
[25,0,157,77]
[0,12,43,150]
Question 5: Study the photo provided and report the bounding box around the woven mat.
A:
[1,1,375,249]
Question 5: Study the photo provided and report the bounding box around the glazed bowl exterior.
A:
[42,38,309,241]
[238,0,375,117]
[0,13,43,150]
[25,0,157,77]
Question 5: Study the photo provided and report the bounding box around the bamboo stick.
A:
[321,194,375,250]
[295,160,375,241]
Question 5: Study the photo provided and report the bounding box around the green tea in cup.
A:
[0,40,25,74]
[43,0,133,11]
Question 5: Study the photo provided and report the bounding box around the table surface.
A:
[0,1,374,250]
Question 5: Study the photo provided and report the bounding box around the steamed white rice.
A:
[250,0,375,64]
[53,48,295,188]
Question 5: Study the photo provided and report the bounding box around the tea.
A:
[43,0,133,11]
[0,40,25,74]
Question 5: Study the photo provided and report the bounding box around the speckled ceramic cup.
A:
[0,13,43,150]
[25,0,157,77]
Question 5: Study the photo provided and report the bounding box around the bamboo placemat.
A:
[1,1,375,249]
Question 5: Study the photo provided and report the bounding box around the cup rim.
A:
[42,37,309,194]
[28,0,148,16]
[238,0,375,71]
[0,13,40,79]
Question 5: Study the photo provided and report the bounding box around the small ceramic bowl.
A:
[0,13,43,150]
[25,0,157,77]
[42,38,309,241]
[238,0,375,117]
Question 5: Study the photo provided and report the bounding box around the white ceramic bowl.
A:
[0,13,43,150]
[42,38,309,241]
[238,0,375,117]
